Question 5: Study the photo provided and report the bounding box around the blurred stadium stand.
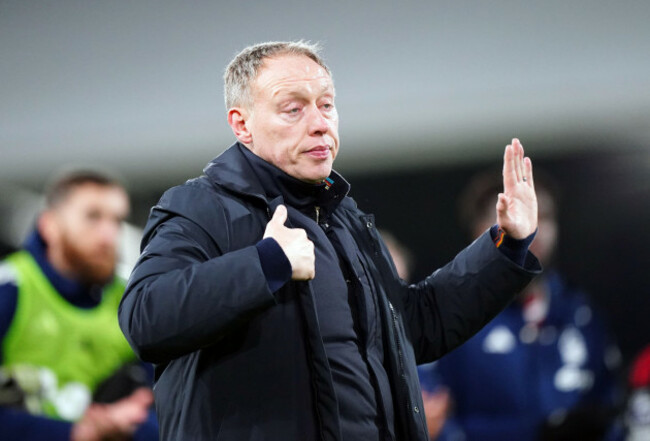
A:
[1,0,648,362]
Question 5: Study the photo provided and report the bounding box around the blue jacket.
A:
[418,271,620,441]
[118,143,541,441]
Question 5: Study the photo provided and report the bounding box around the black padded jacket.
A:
[118,143,541,441]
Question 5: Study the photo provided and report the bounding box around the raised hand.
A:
[263,205,315,280]
[497,138,538,239]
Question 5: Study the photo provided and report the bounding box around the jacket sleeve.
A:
[118,212,278,364]
[396,231,541,364]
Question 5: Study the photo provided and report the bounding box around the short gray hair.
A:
[223,40,331,109]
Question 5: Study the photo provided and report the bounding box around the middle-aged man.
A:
[119,41,542,441]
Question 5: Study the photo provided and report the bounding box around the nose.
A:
[307,104,329,136]
[98,219,121,249]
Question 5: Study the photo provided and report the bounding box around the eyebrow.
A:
[271,82,335,100]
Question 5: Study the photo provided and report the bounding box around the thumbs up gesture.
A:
[263,205,316,280]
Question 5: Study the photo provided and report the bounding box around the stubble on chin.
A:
[60,237,116,286]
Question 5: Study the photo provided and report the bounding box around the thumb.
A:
[496,193,508,214]
[270,205,288,226]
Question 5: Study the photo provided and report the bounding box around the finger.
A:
[524,156,534,188]
[503,144,517,188]
[496,193,508,217]
[270,205,288,226]
[512,138,524,182]
[518,139,527,182]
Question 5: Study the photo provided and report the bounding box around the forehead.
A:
[61,184,129,212]
[252,54,333,97]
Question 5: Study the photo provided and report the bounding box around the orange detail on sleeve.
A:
[494,227,506,248]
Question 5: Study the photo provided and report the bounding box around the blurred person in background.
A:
[119,41,541,441]
[622,345,650,440]
[0,171,158,440]
[418,171,622,441]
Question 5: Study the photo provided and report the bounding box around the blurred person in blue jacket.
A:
[418,171,622,441]
[0,171,158,441]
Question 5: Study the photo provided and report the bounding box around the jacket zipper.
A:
[389,301,413,415]
[315,206,320,224]
[365,216,421,424]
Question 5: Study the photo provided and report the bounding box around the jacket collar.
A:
[203,143,268,201]
[204,142,350,213]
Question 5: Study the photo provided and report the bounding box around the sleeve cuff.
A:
[255,238,292,293]
[490,224,537,267]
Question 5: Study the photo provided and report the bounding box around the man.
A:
[119,41,541,441]
[0,171,158,440]
[418,172,621,440]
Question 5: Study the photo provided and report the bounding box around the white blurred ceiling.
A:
[1,0,649,194]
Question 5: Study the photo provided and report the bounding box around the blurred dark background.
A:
[346,145,649,364]
[1,1,648,364]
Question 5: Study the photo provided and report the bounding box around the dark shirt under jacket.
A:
[243,148,394,440]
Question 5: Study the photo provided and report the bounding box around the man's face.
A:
[47,184,129,284]
[242,54,339,183]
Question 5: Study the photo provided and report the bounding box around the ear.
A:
[38,210,59,246]
[227,107,253,145]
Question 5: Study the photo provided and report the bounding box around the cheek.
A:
[330,119,340,150]
[329,112,339,134]
[68,221,99,248]
[263,123,299,154]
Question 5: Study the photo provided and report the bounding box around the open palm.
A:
[496,138,538,239]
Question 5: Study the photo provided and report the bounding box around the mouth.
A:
[305,145,331,159]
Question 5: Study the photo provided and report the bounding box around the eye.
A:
[86,210,102,222]
[282,105,302,117]
[320,100,335,112]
